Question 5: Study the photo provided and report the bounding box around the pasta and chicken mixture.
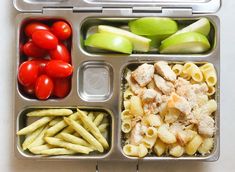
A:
[121,61,217,158]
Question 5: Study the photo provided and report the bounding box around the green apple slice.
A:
[98,25,151,52]
[85,33,133,54]
[159,32,210,54]
[129,17,178,36]
[163,18,211,44]
[176,18,211,36]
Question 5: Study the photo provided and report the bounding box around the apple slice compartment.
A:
[80,17,217,56]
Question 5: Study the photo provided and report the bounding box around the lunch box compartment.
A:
[78,61,113,102]
[17,18,73,100]
[16,107,114,159]
[80,17,217,55]
[119,61,220,160]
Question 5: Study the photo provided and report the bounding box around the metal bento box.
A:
[13,0,220,162]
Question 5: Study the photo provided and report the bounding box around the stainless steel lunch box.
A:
[13,0,221,162]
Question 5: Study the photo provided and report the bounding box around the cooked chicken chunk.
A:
[143,102,158,115]
[142,89,158,103]
[168,93,191,115]
[126,70,143,95]
[197,115,215,137]
[130,122,143,145]
[154,74,175,95]
[175,77,201,109]
[154,61,176,82]
[193,83,208,94]
[132,63,154,87]
[155,90,163,104]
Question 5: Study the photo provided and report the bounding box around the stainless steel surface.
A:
[13,0,221,13]
[14,10,220,162]
[78,61,113,102]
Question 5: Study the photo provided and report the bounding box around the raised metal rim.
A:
[13,0,221,13]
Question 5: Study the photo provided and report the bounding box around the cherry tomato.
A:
[53,77,70,98]
[18,61,39,86]
[35,75,53,100]
[49,43,71,63]
[32,30,58,50]
[45,60,73,78]
[23,41,48,58]
[25,22,49,37]
[23,84,35,95]
[51,21,72,40]
[30,59,49,74]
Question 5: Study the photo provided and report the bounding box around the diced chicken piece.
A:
[175,77,190,88]
[142,89,158,103]
[175,78,198,109]
[154,74,175,95]
[152,88,163,104]
[143,102,158,115]
[196,95,209,107]
[132,63,154,87]
[130,122,143,145]
[168,93,191,115]
[175,78,210,110]
[175,78,191,98]
[154,61,176,82]
[197,115,215,137]
[193,83,208,94]
[185,112,198,124]
[125,70,143,95]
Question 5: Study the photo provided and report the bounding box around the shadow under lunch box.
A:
[13,0,221,163]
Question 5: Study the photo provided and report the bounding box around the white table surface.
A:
[1,0,234,171]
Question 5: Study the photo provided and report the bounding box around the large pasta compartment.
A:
[80,17,218,56]
[16,107,113,159]
[120,61,219,160]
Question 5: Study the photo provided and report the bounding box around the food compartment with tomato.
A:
[18,20,73,100]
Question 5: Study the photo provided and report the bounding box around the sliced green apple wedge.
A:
[98,25,151,52]
[85,33,133,54]
[159,32,210,54]
[176,18,211,36]
[129,17,178,36]
[163,18,211,44]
